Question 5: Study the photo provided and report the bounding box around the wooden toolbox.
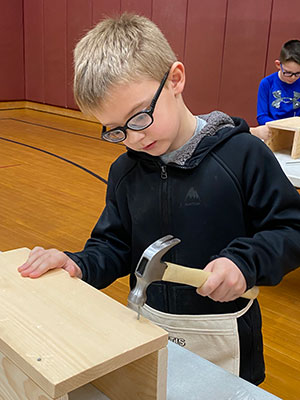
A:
[0,248,168,400]
[266,116,300,159]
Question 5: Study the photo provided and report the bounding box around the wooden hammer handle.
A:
[163,262,259,300]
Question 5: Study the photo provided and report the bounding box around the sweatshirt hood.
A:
[181,114,250,169]
[162,111,235,166]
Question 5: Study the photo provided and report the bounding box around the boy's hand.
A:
[196,257,247,302]
[18,247,82,279]
[250,125,272,141]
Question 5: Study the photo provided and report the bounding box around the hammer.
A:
[127,235,259,319]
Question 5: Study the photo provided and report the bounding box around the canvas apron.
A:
[141,299,253,376]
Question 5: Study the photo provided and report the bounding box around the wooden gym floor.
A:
[0,103,299,399]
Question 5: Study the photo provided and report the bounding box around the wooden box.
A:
[266,116,300,159]
[0,248,168,400]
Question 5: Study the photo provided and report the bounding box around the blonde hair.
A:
[73,13,177,114]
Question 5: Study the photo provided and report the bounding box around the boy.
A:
[18,14,300,385]
[252,39,300,140]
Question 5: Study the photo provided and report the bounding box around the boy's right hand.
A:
[18,247,82,279]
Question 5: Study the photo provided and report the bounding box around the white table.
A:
[69,341,281,400]
[274,150,300,188]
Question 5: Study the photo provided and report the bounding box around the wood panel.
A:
[67,0,93,109]
[121,0,152,17]
[0,0,24,101]
[0,131,105,251]
[218,0,272,126]
[259,269,300,400]
[152,0,188,62]
[92,348,167,400]
[265,0,300,76]
[266,117,300,159]
[0,107,123,252]
[0,248,168,398]
[2,0,300,124]
[92,0,121,25]
[23,0,44,103]
[183,0,227,115]
[44,0,67,107]
[0,100,99,122]
[0,351,68,400]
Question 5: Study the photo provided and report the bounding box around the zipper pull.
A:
[161,165,167,179]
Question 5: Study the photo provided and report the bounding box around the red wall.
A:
[0,0,24,100]
[1,0,300,125]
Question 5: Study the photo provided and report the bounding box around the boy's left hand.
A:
[250,125,272,141]
[196,257,247,302]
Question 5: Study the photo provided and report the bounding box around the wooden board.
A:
[92,347,167,400]
[265,128,294,152]
[291,129,300,159]
[0,248,168,398]
[266,117,300,159]
[0,350,68,400]
[266,116,300,130]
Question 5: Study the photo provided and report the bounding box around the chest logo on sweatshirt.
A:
[272,90,300,109]
[184,187,201,206]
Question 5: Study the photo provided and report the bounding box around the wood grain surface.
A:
[0,248,167,398]
[0,351,68,400]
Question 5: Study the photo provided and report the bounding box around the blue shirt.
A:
[257,72,300,125]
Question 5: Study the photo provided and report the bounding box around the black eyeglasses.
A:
[280,63,300,78]
[101,71,169,143]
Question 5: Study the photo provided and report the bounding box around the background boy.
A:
[18,14,300,385]
[252,39,300,140]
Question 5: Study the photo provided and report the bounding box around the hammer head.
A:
[127,235,181,313]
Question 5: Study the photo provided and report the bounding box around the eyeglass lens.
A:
[281,64,300,77]
[104,130,125,141]
[283,71,300,77]
[102,112,153,142]
[127,113,153,130]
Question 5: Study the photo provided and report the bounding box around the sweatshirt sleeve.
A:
[218,134,300,289]
[257,78,273,125]
[65,162,132,289]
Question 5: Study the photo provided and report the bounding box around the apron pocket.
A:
[141,301,253,376]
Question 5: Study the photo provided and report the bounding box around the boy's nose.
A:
[125,129,147,145]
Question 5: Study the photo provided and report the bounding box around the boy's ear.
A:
[168,62,185,95]
[274,59,281,70]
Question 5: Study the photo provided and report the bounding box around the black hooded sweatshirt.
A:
[66,114,300,385]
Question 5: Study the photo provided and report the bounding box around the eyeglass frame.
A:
[280,63,300,78]
[101,70,170,143]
